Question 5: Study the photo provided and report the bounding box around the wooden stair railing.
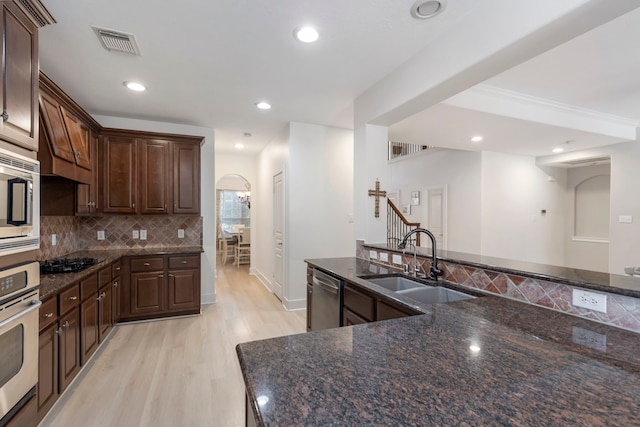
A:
[387,199,420,247]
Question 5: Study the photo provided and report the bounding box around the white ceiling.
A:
[389,6,640,158]
[38,1,640,158]
[38,0,481,154]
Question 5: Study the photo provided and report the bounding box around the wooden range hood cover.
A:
[38,72,101,184]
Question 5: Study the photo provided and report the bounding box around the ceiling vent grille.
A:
[560,156,611,168]
[92,26,141,56]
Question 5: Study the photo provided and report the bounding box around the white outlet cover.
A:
[178,229,185,238]
[132,230,139,239]
[619,215,633,223]
[97,230,105,240]
[140,230,147,240]
[379,252,389,262]
[369,250,378,260]
[572,288,607,313]
[51,234,57,246]
[392,254,403,265]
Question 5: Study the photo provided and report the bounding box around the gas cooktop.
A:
[39,257,104,275]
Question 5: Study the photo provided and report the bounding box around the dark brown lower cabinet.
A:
[58,307,81,391]
[98,284,113,340]
[80,295,99,365]
[343,308,368,326]
[112,278,121,323]
[38,323,58,418]
[122,254,201,322]
[342,282,420,325]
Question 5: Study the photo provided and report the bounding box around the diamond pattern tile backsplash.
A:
[359,243,640,334]
[39,216,202,260]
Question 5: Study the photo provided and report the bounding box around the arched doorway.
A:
[216,174,251,266]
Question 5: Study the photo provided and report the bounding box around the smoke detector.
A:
[411,0,447,19]
[92,26,141,55]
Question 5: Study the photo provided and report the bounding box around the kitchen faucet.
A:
[398,228,443,281]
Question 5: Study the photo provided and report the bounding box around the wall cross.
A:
[368,179,387,218]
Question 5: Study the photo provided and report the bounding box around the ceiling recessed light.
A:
[256,101,271,110]
[552,147,565,154]
[235,143,245,149]
[294,26,319,43]
[124,81,146,92]
[470,136,483,143]
[411,0,447,19]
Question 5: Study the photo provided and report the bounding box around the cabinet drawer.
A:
[343,284,375,322]
[80,274,98,301]
[112,260,121,278]
[98,266,111,288]
[39,297,58,331]
[168,255,199,269]
[130,257,164,272]
[377,299,419,321]
[59,284,81,314]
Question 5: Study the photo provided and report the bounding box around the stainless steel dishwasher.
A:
[308,268,343,331]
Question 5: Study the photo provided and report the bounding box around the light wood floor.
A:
[39,262,306,427]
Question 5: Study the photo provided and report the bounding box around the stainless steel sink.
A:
[396,286,475,304]
[366,276,428,292]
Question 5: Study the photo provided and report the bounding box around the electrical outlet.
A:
[51,234,57,246]
[619,215,633,224]
[379,252,389,262]
[369,250,378,260]
[140,230,147,240]
[572,326,607,352]
[178,229,185,238]
[132,230,139,239]
[392,254,403,265]
[97,230,105,241]
[572,289,607,313]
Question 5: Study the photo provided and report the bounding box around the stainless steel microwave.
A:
[0,147,39,255]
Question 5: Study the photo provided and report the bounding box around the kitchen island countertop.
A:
[237,257,640,426]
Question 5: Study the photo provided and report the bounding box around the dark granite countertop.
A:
[365,242,640,299]
[39,246,203,300]
[237,258,640,426]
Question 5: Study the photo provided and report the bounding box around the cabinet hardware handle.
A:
[55,327,63,335]
[158,275,163,279]
[115,267,121,271]
[87,202,92,207]
[97,295,102,301]
[113,282,118,287]
[44,312,53,318]
[63,321,69,329]
[132,203,136,209]
[181,261,187,264]
[1,110,8,122]
[143,263,150,266]
[101,292,106,298]
[69,296,78,301]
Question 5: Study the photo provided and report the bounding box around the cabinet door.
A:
[0,3,38,150]
[39,91,75,162]
[59,307,80,392]
[131,271,165,315]
[80,296,99,365]
[98,285,113,341]
[103,136,137,213]
[112,279,121,323]
[343,308,368,326]
[38,323,59,418]
[167,269,199,311]
[76,130,99,214]
[60,107,91,170]
[173,141,200,214]
[376,300,420,321]
[139,139,170,214]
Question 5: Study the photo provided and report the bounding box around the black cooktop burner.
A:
[40,257,104,275]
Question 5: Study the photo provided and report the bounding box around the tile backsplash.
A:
[358,242,640,334]
[39,215,202,260]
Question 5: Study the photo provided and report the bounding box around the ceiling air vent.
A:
[559,156,611,168]
[92,26,141,56]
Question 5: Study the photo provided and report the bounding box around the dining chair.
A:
[235,227,251,267]
[222,235,237,264]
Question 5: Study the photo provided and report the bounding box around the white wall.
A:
[387,149,482,254]
[254,127,289,296]
[287,123,354,307]
[217,174,250,191]
[93,115,216,304]
[565,163,610,272]
[480,151,566,265]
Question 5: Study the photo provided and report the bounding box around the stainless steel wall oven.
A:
[0,261,40,424]
[0,147,40,256]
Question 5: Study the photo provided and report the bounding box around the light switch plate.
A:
[51,234,57,246]
[369,250,378,260]
[140,230,147,240]
[379,252,389,262]
[132,230,139,239]
[392,254,403,265]
[97,230,105,240]
[619,215,633,223]
[178,229,185,238]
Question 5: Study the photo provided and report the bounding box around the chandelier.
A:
[237,188,251,208]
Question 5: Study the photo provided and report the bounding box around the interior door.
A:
[272,172,284,301]
[422,186,447,250]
